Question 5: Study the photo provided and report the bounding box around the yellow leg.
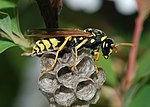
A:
[72,38,88,70]
[44,36,72,72]
[94,51,100,61]
[93,50,100,73]
[94,65,99,73]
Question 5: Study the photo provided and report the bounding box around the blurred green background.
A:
[0,0,150,107]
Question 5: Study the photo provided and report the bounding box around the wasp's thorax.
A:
[84,28,114,59]
[84,28,107,47]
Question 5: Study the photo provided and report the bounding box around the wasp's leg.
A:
[72,38,88,70]
[94,51,100,61]
[44,36,72,72]
[93,50,100,73]
[94,65,99,74]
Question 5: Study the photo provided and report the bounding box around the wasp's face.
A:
[101,38,114,59]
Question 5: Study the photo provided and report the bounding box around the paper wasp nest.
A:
[39,49,106,107]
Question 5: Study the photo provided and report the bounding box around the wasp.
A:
[26,28,134,72]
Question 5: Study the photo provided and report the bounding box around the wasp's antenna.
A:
[116,43,135,47]
[111,43,135,53]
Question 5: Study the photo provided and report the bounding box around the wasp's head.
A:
[101,38,135,59]
[101,38,115,59]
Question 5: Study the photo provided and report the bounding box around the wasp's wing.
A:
[26,28,91,38]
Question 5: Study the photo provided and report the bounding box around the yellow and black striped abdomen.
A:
[32,38,62,56]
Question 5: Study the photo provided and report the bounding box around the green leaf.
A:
[0,40,16,54]
[0,1,16,9]
[127,85,150,107]
[124,84,140,107]
[124,77,149,107]
[10,7,23,36]
[97,52,117,86]
[134,50,150,82]
[0,1,22,37]
[0,12,12,36]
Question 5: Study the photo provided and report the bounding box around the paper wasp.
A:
[26,28,134,72]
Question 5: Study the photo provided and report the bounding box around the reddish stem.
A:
[115,88,122,107]
[125,15,143,91]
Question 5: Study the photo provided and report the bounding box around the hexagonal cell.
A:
[75,77,97,101]
[40,52,60,74]
[76,56,95,77]
[56,66,79,89]
[54,86,76,106]
[90,68,106,89]
[59,49,76,66]
[38,73,60,93]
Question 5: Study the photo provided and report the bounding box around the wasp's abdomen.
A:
[32,38,63,56]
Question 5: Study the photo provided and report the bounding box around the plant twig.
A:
[115,88,122,107]
[124,0,150,90]
[125,15,143,91]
